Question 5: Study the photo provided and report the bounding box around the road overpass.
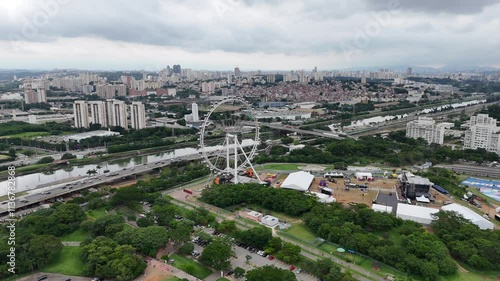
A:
[0,153,204,216]
[260,123,346,140]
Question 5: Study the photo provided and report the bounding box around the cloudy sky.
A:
[1,0,500,71]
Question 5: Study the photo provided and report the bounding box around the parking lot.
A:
[190,227,316,281]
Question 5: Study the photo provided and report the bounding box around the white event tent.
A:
[281,171,314,191]
[441,203,494,230]
[396,203,439,225]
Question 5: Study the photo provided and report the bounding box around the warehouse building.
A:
[441,203,494,230]
[396,203,439,225]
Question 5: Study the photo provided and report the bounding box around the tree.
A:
[238,226,272,249]
[216,220,237,234]
[199,239,234,271]
[246,265,297,281]
[8,148,16,158]
[90,215,125,237]
[136,217,151,227]
[276,242,301,264]
[169,220,193,246]
[265,237,283,254]
[37,156,54,164]
[178,242,195,255]
[281,136,294,145]
[234,267,246,278]
[177,119,187,126]
[61,153,76,160]
[80,236,147,281]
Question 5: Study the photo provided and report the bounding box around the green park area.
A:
[259,163,302,171]
[85,208,107,220]
[43,247,84,276]
[60,228,88,242]
[0,131,50,139]
[169,254,213,279]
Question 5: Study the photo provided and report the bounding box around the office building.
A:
[463,114,500,154]
[130,102,146,130]
[266,74,276,84]
[407,67,412,76]
[361,74,367,84]
[73,100,89,128]
[406,117,451,145]
[234,67,241,77]
[192,103,199,122]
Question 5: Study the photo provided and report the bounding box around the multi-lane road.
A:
[0,153,204,216]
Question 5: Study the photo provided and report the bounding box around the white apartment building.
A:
[73,100,89,128]
[110,100,128,129]
[463,114,500,154]
[130,102,146,130]
[191,103,199,122]
[88,101,109,127]
[406,117,451,145]
[24,89,47,104]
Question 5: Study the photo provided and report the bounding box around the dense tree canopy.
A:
[201,183,316,216]
[246,265,297,281]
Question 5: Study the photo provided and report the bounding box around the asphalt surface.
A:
[436,164,500,178]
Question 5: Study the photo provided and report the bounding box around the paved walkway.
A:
[61,241,81,246]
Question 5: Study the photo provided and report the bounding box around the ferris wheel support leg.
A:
[235,138,263,184]
[234,135,238,184]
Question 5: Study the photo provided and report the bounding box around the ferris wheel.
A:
[199,97,261,184]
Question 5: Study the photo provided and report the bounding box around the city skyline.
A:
[1,0,500,70]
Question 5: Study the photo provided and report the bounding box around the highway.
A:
[436,164,500,178]
[262,123,346,140]
[0,153,204,216]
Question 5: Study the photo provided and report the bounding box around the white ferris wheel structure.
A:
[199,97,261,184]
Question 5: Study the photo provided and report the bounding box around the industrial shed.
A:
[396,203,439,225]
[372,204,393,214]
[280,171,314,191]
[441,203,494,230]
[260,215,279,228]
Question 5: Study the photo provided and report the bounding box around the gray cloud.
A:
[0,0,499,69]
[363,0,500,14]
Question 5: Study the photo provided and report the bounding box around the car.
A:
[68,186,73,189]
[62,186,67,189]
[289,265,296,271]
[64,279,72,281]
[91,278,104,281]
[296,268,302,273]
[37,275,48,281]
[1,201,7,205]
[226,271,234,276]
[268,255,275,260]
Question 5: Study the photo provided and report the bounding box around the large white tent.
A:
[281,171,314,191]
[441,203,494,230]
[396,203,439,225]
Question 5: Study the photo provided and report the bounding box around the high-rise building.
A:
[130,102,146,130]
[464,114,500,154]
[407,67,412,76]
[266,74,276,83]
[361,74,367,84]
[24,89,47,104]
[234,67,241,77]
[110,100,128,129]
[88,101,109,127]
[173,64,181,74]
[406,117,450,145]
[73,100,89,128]
[191,103,199,122]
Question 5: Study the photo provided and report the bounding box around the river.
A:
[0,139,258,196]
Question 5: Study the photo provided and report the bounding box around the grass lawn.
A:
[43,247,84,276]
[163,277,182,281]
[262,163,302,171]
[60,228,88,242]
[86,208,107,220]
[284,224,317,242]
[0,154,10,160]
[170,254,213,279]
[115,206,138,218]
[0,131,50,139]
